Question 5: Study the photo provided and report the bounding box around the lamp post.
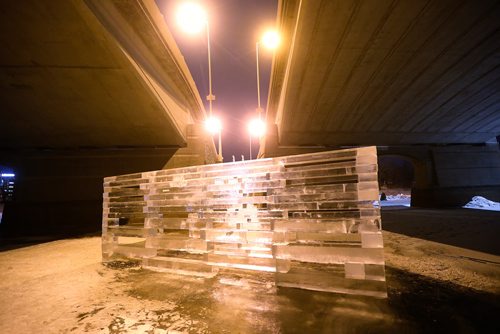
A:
[255,41,262,117]
[255,30,280,118]
[205,116,222,159]
[176,2,222,162]
[249,30,280,159]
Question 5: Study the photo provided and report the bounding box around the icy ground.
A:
[1,208,499,333]
[463,196,500,212]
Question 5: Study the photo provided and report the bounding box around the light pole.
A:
[249,132,253,160]
[176,2,223,162]
[255,41,263,117]
[255,30,280,118]
[249,30,280,159]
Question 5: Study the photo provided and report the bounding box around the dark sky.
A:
[156,0,278,162]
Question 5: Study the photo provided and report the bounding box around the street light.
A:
[248,118,266,160]
[175,2,207,34]
[251,30,279,159]
[176,2,222,162]
[255,30,280,116]
[261,30,280,50]
[205,115,222,161]
[205,116,222,135]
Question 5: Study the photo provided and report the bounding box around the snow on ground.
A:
[386,194,411,201]
[378,194,500,210]
[463,196,500,212]
[380,194,411,207]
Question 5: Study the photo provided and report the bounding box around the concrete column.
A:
[163,123,218,169]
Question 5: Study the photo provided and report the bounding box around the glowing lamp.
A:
[205,116,222,135]
[248,118,266,137]
[176,2,207,34]
[261,30,280,50]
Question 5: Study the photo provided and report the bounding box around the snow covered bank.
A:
[380,194,411,207]
[463,196,500,212]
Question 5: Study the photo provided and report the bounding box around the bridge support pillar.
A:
[163,123,218,169]
[411,144,500,207]
[263,135,500,207]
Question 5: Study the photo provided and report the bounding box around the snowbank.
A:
[463,196,500,212]
[379,193,411,207]
[386,194,411,201]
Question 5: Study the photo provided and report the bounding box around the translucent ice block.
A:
[102,146,386,297]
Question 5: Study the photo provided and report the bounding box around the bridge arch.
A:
[377,151,433,207]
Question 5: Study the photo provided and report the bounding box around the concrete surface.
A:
[265,0,500,148]
[0,0,219,235]
[0,0,205,149]
[1,207,499,333]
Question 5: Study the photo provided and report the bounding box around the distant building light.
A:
[1,173,15,177]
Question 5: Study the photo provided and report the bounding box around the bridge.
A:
[261,0,500,206]
[0,0,217,235]
[1,0,499,235]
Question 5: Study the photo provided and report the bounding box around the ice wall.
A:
[102,147,386,297]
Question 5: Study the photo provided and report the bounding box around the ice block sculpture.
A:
[102,146,386,297]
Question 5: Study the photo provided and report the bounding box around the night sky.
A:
[156,0,278,162]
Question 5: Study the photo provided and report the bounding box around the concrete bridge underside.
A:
[261,0,500,206]
[0,0,216,235]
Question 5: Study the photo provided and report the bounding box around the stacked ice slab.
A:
[102,146,386,297]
